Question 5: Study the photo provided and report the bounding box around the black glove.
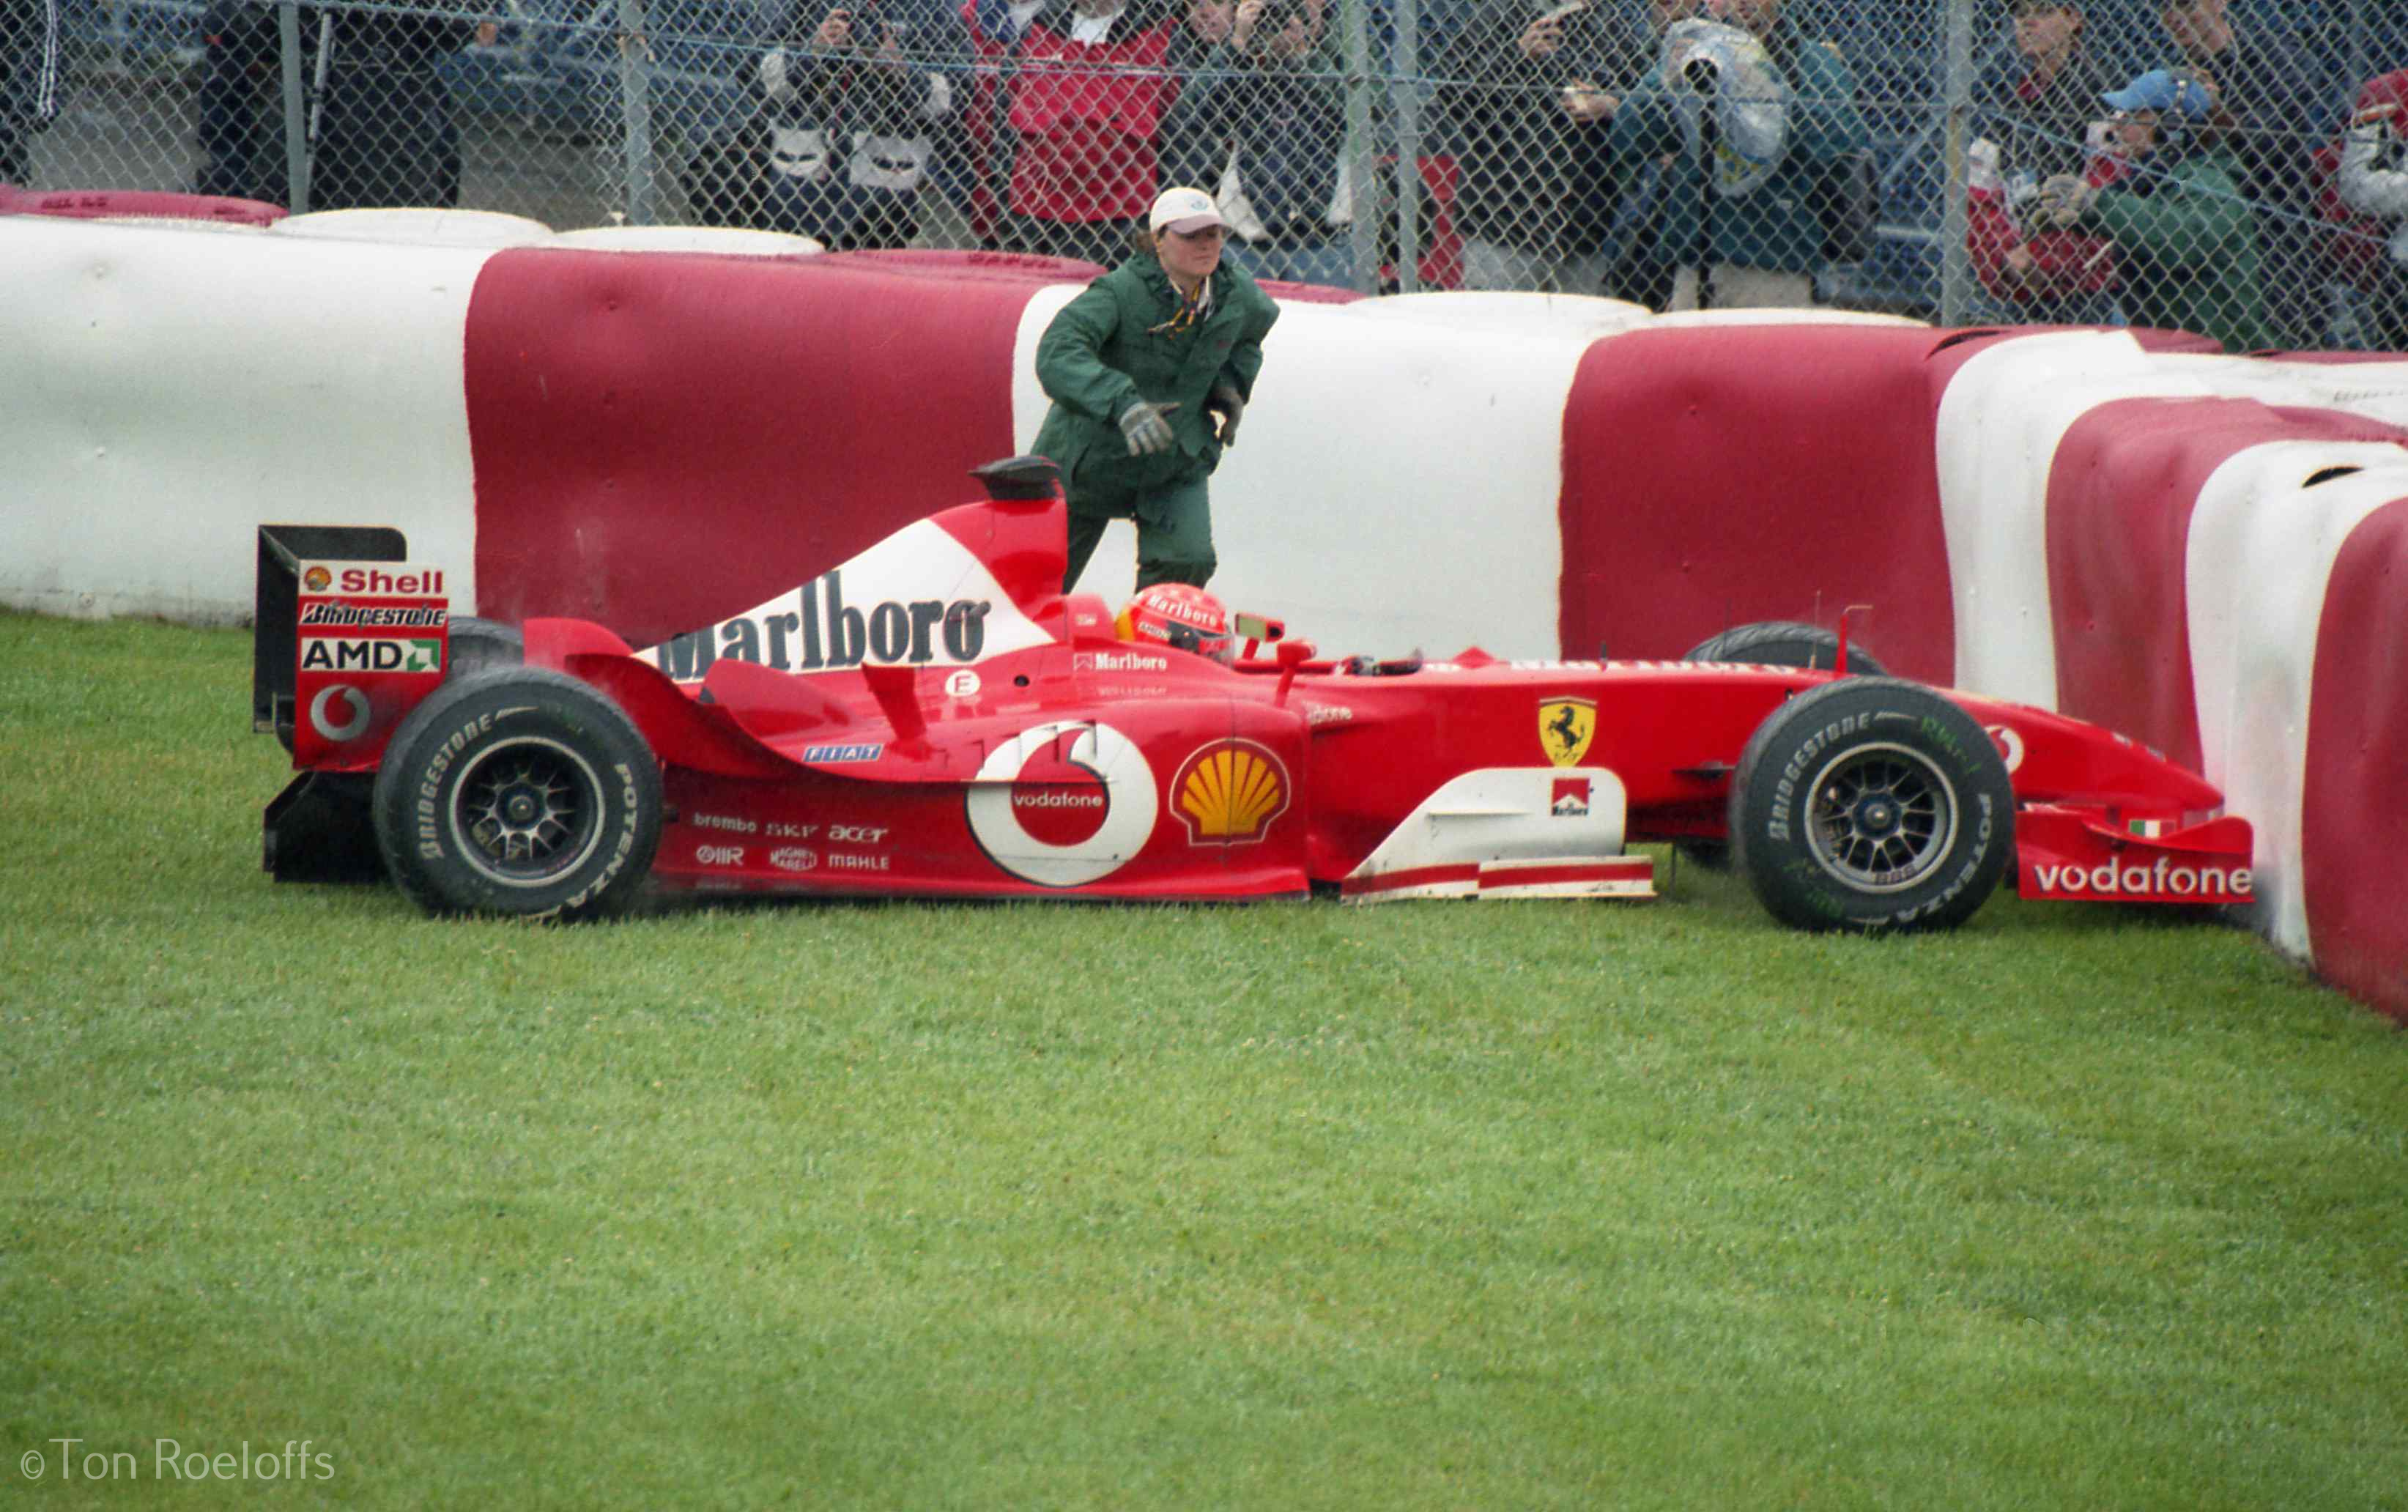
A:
[1119,399,1180,456]
[1206,383,1245,448]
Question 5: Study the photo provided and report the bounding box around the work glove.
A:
[1119,399,1180,457]
[1205,383,1246,448]
[2034,173,2093,230]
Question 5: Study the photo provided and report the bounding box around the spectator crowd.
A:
[6,0,2408,346]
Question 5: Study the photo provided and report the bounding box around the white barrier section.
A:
[1014,288,1608,659]
[0,215,494,621]
[2187,444,2408,957]
[1932,329,2214,705]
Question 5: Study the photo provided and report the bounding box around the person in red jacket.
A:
[956,0,1049,245]
[999,0,1182,266]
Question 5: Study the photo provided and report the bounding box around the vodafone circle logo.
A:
[967,721,1157,887]
[308,683,371,742]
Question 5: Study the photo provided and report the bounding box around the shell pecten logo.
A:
[1172,739,1292,845]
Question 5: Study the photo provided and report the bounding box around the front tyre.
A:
[371,668,662,919]
[1730,678,2011,934]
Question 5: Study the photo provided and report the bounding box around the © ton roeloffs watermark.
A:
[21,1439,333,1483]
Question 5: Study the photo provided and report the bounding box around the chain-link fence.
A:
[6,0,2407,345]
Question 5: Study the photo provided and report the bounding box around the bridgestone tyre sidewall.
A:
[1730,678,2012,934]
[371,668,662,920]
[1683,620,1891,679]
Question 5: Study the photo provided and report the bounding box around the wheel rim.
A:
[1802,741,1958,893]
[445,735,608,889]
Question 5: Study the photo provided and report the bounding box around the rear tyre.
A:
[1729,678,2011,934]
[1681,620,1889,678]
[371,668,661,919]
[445,616,524,678]
[1677,621,1890,870]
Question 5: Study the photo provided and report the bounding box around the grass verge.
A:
[3,611,2404,1509]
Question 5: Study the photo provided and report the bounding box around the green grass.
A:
[3,609,2404,1509]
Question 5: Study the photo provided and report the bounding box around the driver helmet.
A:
[1115,583,1234,664]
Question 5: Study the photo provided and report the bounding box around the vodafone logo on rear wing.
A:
[637,520,1053,683]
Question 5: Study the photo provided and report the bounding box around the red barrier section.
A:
[464,250,1061,644]
[1559,325,1960,679]
[2303,498,2408,1020]
[2045,401,2407,770]
[0,186,286,224]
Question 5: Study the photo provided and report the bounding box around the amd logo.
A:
[300,637,442,673]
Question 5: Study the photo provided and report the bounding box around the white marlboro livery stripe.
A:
[1344,767,1634,900]
[637,519,1054,681]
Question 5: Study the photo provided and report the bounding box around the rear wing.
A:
[253,525,450,767]
[255,525,408,749]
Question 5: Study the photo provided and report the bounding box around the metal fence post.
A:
[1936,0,1974,326]
[618,0,659,226]
[278,1,311,213]
[1341,0,1378,293]
[1392,0,1422,294]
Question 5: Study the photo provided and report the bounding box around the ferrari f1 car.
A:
[252,458,2256,930]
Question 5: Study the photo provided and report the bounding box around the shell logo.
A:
[302,566,333,593]
[1172,739,1291,845]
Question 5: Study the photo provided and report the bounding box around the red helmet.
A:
[1115,583,1234,664]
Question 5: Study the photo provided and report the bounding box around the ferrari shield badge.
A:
[1539,697,1597,767]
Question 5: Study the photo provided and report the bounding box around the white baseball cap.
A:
[1148,187,1226,235]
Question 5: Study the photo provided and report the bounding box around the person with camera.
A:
[1162,0,1349,286]
[1033,187,1280,593]
[2029,68,2272,352]
[1602,0,1865,310]
[1437,0,1650,292]
[2155,0,2334,348]
[1963,0,2124,321]
[751,0,959,247]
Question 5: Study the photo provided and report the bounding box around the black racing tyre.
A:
[1678,621,1892,872]
[1682,620,1890,678]
[446,616,525,678]
[371,667,662,920]
[1729,678,2012,934]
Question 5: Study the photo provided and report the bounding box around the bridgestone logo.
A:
[415,711,497,858]
[301,603,447,628]
[1767,712,1870,842]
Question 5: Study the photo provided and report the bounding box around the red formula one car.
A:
[252,459,2256,930]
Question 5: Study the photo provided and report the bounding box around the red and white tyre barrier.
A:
[5,202,2405,1020]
